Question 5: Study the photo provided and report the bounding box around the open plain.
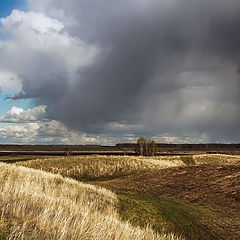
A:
[0,153,239,239]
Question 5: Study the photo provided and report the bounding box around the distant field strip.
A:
[0,163,182,240]
[15,154,240,181]
[16,155,185,181]
[193,154,240,165]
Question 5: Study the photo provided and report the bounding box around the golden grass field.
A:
[15,155,186,181]
[1,153,240,239]
[15,154,240,181]
[0,162,182,240]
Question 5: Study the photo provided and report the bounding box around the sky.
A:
[0,0,240,144]
[0,0,25,18]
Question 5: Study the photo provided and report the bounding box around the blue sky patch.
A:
[0,92,33,115]
[0,1,31,115]
[0,0,26,19]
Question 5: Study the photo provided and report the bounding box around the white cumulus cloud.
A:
[0,105,47,123]
[0,123,39,143]
[0,105,97,144]
[0,10,98,94]
[1,10,64,34]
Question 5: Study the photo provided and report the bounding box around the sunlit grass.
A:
[15,154,240,182]
[5,153,240,239]
[0,162,182,240]
[16,155,185,181]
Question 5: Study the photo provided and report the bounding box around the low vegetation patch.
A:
[180,155,195,165]
[117,194,222,240]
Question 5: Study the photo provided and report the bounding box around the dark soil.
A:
[97,165,240,239]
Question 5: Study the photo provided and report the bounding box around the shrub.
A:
[65,150,72,157]
[180,155,195,165]
[135,137,158,156]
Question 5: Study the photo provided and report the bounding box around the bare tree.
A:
[135,137,158,156]
[147,140,158,156]
[135,137,147,156]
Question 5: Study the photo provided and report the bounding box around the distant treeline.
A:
[0,143,240,152]
[0,145,117,152]
[116,143,240,152]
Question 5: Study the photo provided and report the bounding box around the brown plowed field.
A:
[98,165,240,238]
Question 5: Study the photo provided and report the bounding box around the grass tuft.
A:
[180,156,195,165]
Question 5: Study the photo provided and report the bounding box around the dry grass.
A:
[6,153,240,240]
[16,155,185,181]
[0,163,182,240]
[193,154,240,165]
[16,154,240,182]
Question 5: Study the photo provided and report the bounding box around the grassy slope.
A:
[117,194,224,240]
[10,154,240,239]
[0,163,180,240]
[15,155,185,181]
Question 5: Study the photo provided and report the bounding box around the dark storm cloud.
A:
[13,0,240,141]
